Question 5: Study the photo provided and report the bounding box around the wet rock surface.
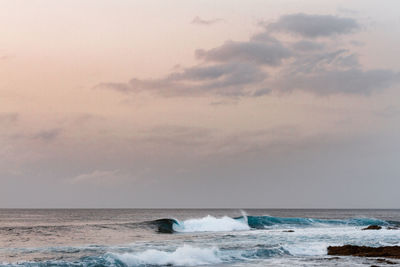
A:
[328,245,400,259]
[362,225,382,230]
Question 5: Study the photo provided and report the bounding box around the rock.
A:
[362,225,382,230]
[387,226,399,230]
[283,230,294,232]
[327,245,400,259]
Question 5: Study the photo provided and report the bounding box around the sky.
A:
[1,0,400,208]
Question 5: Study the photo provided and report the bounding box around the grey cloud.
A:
[73,113,105,125]
[337,7,358,15]
[168,63,249,80]
[284,49,360,75]
[374,105,400,118]
[32,128,62,142]
[209,99,238,106]
[208,126,300,156]
[3,123,400,208]
[277,68,400,95]
[99,82,131,93]
[249,32,281,44]
[192,16,223,26]
[195,40,292,66]
[335,53,359,68]
[0,113,19,124]
[140,125,214,148]
[267,13,360,38]
[350,40,365,47]
[274,46,400,95]
[251,88,272,97]
[100,63,268,97]
[136,124,301,157]
[291,40,325,52]
[99,13,398,98]
[69,169,122,185]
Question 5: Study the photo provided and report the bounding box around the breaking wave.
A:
[109,245,222,266]
[0,244,291,266]
[172,215,250,232]
[149,215,395,233]
[245,216,391,229]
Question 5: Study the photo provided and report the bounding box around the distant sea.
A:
[1,209,400,266]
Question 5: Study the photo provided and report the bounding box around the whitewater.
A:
[0,209,399,266]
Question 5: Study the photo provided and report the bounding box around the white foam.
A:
[283,241,331,256]
[109,245,222,266]
[173,215,250,232]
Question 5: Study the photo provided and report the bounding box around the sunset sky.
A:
[1,0,400,208]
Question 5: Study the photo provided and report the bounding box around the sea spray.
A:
[109,245,222,266]
[173,215,250,232]
[240,210,248,224]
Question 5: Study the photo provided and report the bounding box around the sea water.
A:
[0,209,399,266]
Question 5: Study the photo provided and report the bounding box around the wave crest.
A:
[173,215,250,233]
[246,216,390,229]
[109,245,222,266]
[148,215,395,233]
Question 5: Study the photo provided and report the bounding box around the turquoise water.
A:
[0,209,399,266]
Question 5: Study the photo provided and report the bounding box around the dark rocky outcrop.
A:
[362,225,382,230]
[283,230,294,232]
[327,245,400,259]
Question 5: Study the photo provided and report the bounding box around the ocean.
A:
[0,209,399,266]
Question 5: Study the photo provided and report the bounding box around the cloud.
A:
[69,169,120,184]
[209,126,299,155]
[140,125,214,147]
[191,16,223,26]
[282,49,360,74]
[350,40,365,47]
[209,99,238,106]
[277,68,400,95]
[249,32,281,43]
[99,62,268,97]
[274,48,400,95]
[32,128,62,142]
[2,127,63,145]
[337,7,358,15]
[291,40,325,52]
[251,88,272,97]
[374,105,400,118]
[99,13,399,98]
[136,124,303,157]
[0,54,14,61]
[267,13,360,38]
[196,39,292,66]
[0,112,19,124]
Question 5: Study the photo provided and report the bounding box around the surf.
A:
[149,215,396,233]
[109,245,222,266]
